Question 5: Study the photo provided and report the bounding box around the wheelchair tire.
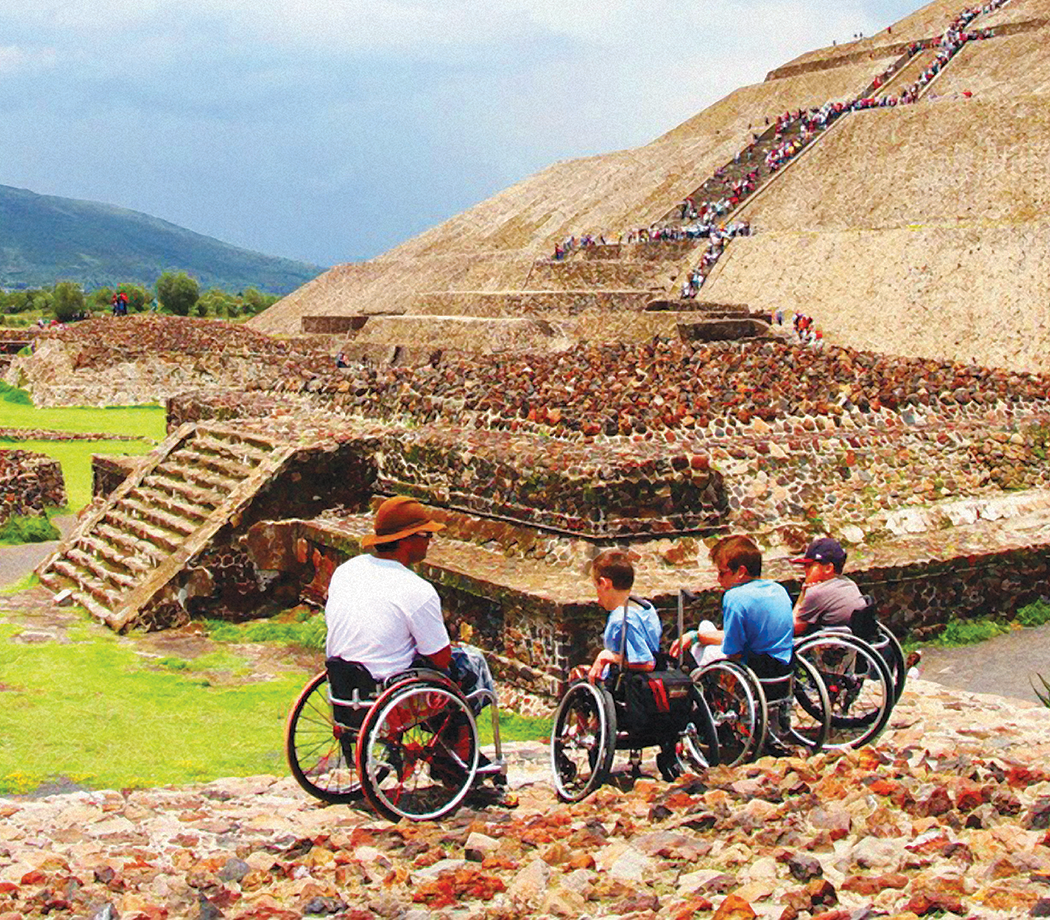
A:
[874,623,907,703]
[356,680,479,822]
[795,633,894,751]
[778,655,831,754]
[550,680,616,802]
[285,670,362,804]
[691,660,767,767]
[678,691,721,772]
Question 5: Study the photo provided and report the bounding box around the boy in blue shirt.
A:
[574,549,661,683]
[674,534,794,678]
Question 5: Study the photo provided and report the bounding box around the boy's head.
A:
[710,535,762,582]
[591,550,634,610]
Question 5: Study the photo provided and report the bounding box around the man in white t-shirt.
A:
[325,495,493,700]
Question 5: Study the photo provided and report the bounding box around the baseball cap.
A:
[791,537,846,568]
[362,495,444,547]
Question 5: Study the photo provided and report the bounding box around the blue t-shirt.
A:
[721,579,794,666]
[603,600,661,666]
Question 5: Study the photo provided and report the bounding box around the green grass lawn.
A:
[0,622,304,792]
[0,401,166,438]
[0,401,165,513]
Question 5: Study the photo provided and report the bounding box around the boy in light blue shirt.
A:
[574,549,661,683]
[674,534,794,678]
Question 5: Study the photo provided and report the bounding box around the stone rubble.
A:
[1,679,1048,919]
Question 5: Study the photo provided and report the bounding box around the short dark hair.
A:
[592,549,635,591]
[710,535,762,577]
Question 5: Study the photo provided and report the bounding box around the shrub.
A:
[935,617,1009,646]
[0,514,60,545]
[1017,599,1050,628]
[156,272,200,317]
[0,382,33,405]
[52,281,85,323]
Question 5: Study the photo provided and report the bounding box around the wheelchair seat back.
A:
[325,657,378,729]
[850,597,879,642]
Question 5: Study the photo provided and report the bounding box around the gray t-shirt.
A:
[795,575,865,629]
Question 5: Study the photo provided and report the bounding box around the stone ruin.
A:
[0,448,65,524]
[8,313,1048,702]
[17,0,1050,700]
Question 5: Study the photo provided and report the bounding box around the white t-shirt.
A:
[325,554,450,680]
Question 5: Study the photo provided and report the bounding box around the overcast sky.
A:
[0,0,920,268]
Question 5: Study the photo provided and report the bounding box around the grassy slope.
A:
[0,183,325,294]
[0,622,300,791]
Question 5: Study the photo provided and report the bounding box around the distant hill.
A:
[0,183,324,294]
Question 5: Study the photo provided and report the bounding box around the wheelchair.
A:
[550,593,722,803]
[794,629,895,751]
[285,658,506,821]
[550,661,721,803]
[690,652,831,766]
[847,597,908,703]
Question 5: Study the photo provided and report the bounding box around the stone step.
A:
[95,521,167,567]
[105,509,185,554]
[39,569,113,624]
[157,459,240,494]
[66,545,138,592]
[199,427,282,458]
[121,496,199,537]
[171,444,256,480]
[193,433,277,467]
[146,471,225,508]
[128,486,211,524]
[80,534,153,576]
[49,558,123,612]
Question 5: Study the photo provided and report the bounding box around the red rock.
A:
[713,893,757,919]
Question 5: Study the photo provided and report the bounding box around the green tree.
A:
[92,286,114,311]
[156,272,200,317]
[197,288,231,318]
[52,281,85,322]
[1,291,32,314]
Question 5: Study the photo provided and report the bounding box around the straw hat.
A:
[361,495,444,547]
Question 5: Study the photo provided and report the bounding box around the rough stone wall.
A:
[410,290,655,317]
[376,426,729,538]
[0,450,65,522]
[92,454,142,499]
[525,259,681,291]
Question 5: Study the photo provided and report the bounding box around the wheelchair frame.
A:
[550,592,721,803]
[286,665,506,821]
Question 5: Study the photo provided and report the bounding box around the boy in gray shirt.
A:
[791,537,866,635]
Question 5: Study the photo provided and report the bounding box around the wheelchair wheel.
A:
[678,691,721,772]
[550,680,616,802]
[285,670,361,804]
[692,660,767,767]
[796,634,894,750]
[356,681,479,821]
[872,623,907,703]
[779,656,831,753]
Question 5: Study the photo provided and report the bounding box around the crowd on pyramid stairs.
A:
[550,0,1012,313]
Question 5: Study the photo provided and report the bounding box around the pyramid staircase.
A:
[38,423,297,631]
